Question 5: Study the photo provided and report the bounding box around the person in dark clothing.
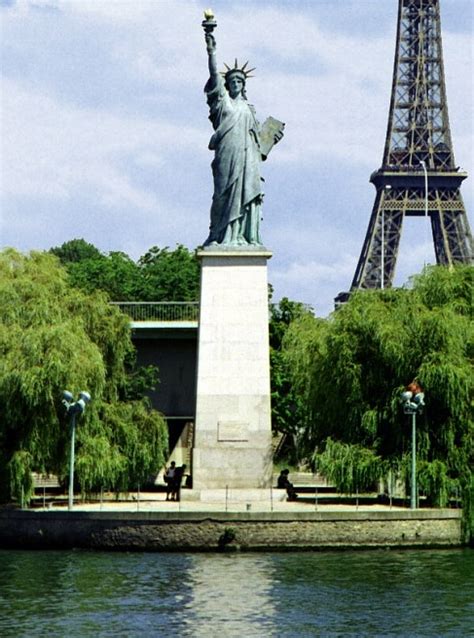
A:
[170,464,187,502]
[277,469,298,501]
[164,461,176,501]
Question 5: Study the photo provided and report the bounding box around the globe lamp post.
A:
[401,382,425,509]
[62,391,91,510]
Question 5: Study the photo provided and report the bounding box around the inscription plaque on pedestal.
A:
[218,422,249,442]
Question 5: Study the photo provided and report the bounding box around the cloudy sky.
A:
[1,0,472,316]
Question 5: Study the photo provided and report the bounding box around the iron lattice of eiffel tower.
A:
[335,0,473,306]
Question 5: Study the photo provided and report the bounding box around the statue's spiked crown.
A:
[222,59,256,84]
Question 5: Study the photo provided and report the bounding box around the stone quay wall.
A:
[0,509,464,551]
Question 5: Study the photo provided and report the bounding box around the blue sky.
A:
[1,0,472,316]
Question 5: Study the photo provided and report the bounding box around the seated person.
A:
[277,469,298,501]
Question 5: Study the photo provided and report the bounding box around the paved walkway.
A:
[41,490,408,514]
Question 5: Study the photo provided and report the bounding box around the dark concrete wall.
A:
[133,333,197,418]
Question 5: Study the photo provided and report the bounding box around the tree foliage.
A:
[50,239,200,301]
[0,249,168,503]
[50,238,103,263]
[283,265,473,509]
[269,297,313,463]
[317,438,387,494]
[137,245,200,301]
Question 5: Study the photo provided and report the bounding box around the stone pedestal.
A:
[192,249,273,489]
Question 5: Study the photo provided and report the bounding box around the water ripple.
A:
[0,549,472,637]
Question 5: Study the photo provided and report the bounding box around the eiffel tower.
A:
[336,0,473,305]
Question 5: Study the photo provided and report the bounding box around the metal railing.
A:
[111,301,199,323]
[112,301,314,323]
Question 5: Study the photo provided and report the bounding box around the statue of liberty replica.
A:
[192,11,284,491]
[202,10,285,247]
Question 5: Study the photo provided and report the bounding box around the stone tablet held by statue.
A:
[201,10,285,248]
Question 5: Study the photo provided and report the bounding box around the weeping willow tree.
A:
[283,266,473,518]
[0,249,168,503]
[317,439,387,494]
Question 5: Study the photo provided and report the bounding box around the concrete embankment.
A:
[0,508,463,551]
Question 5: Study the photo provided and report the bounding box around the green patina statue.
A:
[202,10,285,247]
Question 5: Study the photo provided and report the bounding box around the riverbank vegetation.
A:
[1,242,471,543]
[0,249,168,504]
[282,265,473,536]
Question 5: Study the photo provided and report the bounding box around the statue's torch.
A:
[202,8,217,33]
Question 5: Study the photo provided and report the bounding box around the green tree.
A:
[51,240,142,300]
[283,265,473,508]
[0,249,168,503]
[137,245,200,301]
[50,239,200,302]
[50,238,103,263]
[269,297,312,464]
[70,250,141,300]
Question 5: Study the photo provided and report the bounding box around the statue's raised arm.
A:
[201,10,284,248]
[203,10,218,86]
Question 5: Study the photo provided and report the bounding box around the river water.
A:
[0,549,472,637]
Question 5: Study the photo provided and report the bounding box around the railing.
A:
[111,302,199,323]
[111,301,313,323]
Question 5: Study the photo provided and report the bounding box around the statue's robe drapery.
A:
[204,75,263,245]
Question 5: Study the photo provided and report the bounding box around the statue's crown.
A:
[222,59,256,83]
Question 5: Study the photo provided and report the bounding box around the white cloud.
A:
[1,0,472,316]
[274,256,356,287]
[270,252,357,316]
[2,78,205,204]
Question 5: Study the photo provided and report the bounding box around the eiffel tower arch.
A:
[336,0,473,305]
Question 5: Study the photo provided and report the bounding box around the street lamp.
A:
[401,382,425,510]
[62,390,91,510]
